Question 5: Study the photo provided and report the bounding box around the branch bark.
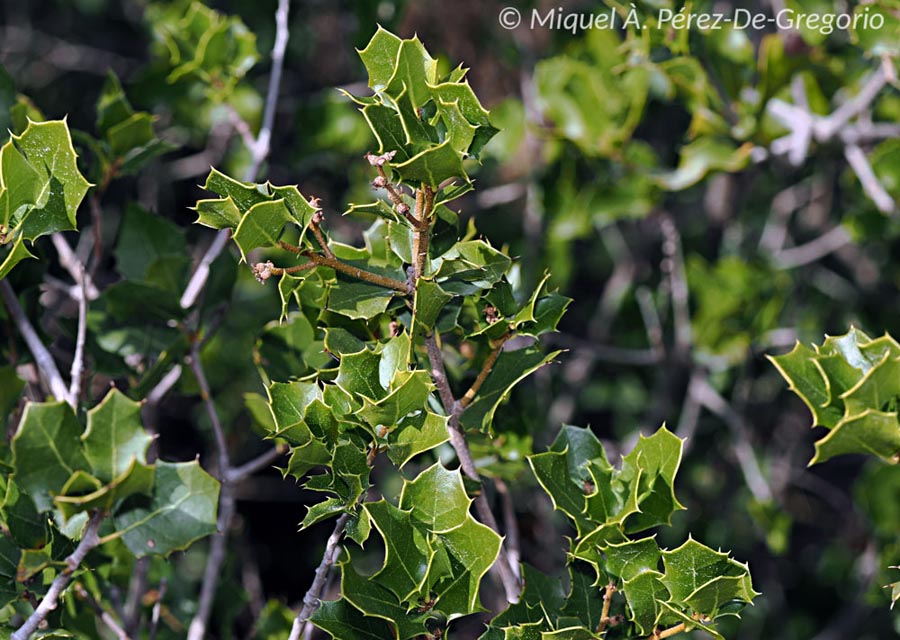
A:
[0,280,71,405]
[12,511,104,640]
[288,512,351,640]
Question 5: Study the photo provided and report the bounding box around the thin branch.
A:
[660,215,691,355]
[308,211,334,259]
[596,582,617,634]
[185,341,233,640]
[772,225,852,269]
[688,375,773,502]
[180,0,292,310]
[0,280,70,405]
[68,265,88,405]
[148,578,167,640]
[187,342,230,476]
[272,243,412,293]
[186,486,235,640]
[288,512,352,640]
[12,511,104,640]
[493,479,520,579]
[844,144,896,214]
[225,445,286,484]
[654,622,687,639]
[73,583,131,640]
[814,66,887,141]
[51,234,98,300]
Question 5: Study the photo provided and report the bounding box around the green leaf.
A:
[399,463,471,532]
[619,427,686,532]
[11,119,92,240]
[0,533,20,609]
[412,279,454,335]
[430,516,502,616]
[232,199,293,260]
[11,402,90,512]
[358,371,433,429]
[195,196,243,229]
[2,479,47,549]
[811,410,900,464]
[603,537,662,581]
[459,348,561,433]
[358,27,403,94]
[81,387,153,480]
[114,205,187,283]
[621,570,669,635]
[657,137,752,191]
[311,598,395,640]
[387,411,450,468]
[112,460,219,557]
[364,500,433,601]
[150,1,258,97]
[660,537,757,612]
[328,277,396,320]
[340,560,430,639]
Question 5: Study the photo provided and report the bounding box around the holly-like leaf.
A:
[82,389,153,483]
[11,402,90,512]
[149,1,258,99]
[660,537,757,613]
[311,598,395,640]
[111,460,219,557]
[770,328,900,465]
[364,500,434,601]
[399,463,471,532]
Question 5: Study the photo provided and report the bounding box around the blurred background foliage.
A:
[3,0,900,637]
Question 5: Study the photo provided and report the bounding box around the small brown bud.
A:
[371,175,387,189]
[312,210,325,225]
[396,202,411,216]
[484,305,500,324]
[308,196,322,210]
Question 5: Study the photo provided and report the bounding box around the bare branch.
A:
[12,511,104,640]
[814,66,887,141]
[148,578,167,640]
[186,487,235,640]
[0,280,70,405]
[51,234,98,300]
[288,512,352,640]
[773,225,852,269]
[844,144,896,214]
[226,445,286,484]
[688,375,773,502]
[187,342,230,476]
[68,264,88,405]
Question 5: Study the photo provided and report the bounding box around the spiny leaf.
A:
[11,402,90,512]
[111,460,219,557]
[82,388,153,483]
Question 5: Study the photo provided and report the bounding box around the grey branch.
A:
[12,512,104,640]
[225,446,286,484]
[288,512,352,640]
[844,144,896,214]
[773,225,852,269]
[68,264,88,405]
[0,280,71,405]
